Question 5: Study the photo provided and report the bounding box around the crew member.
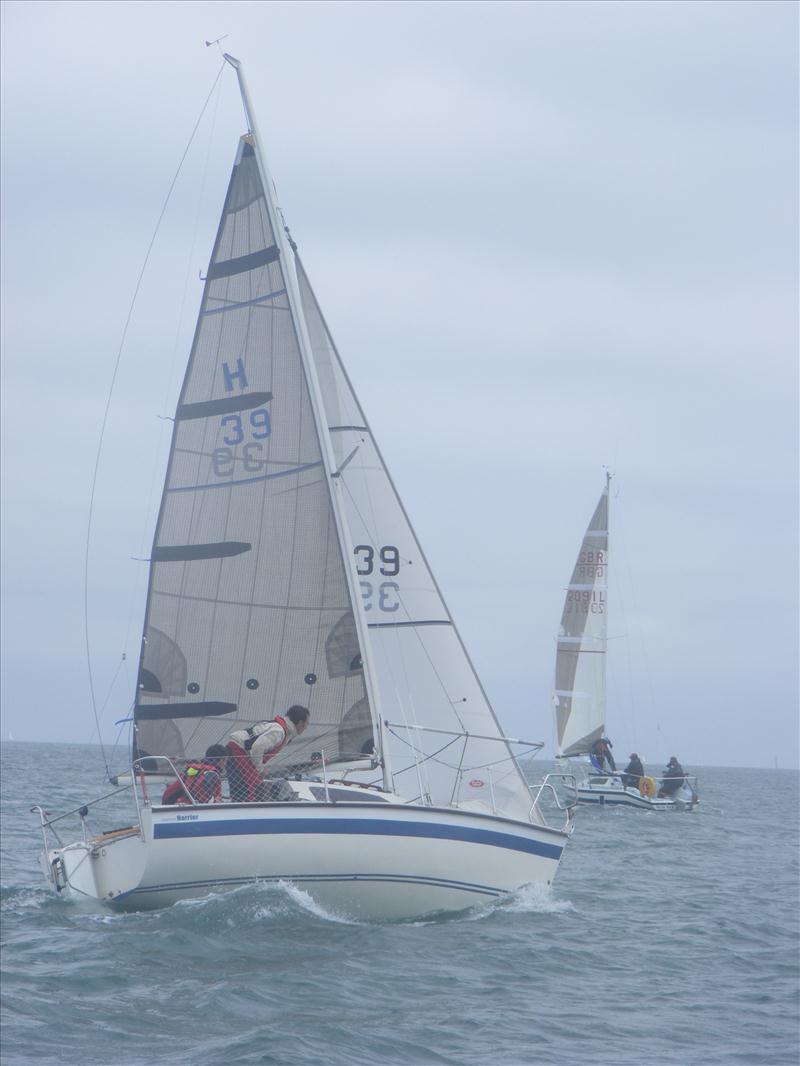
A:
[227,705,310,802]
[658,756,686,797]
[622,752,644,789]
[590,736,616,773]
[161,745,227,805]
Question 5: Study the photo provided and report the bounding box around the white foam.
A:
[275,880,361,925]
[0,886,53,913]
[501,882,575,914]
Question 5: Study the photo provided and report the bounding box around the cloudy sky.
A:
[1,0,797,770]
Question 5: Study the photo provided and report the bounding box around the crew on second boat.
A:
[590,736,616,773]
[621,752,644,789]
[658,756,686,797]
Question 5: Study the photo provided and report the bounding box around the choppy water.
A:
[1,743,798,1066]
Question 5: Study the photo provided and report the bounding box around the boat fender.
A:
[639,776,656,798]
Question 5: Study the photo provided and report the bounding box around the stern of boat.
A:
[33,804,147,903]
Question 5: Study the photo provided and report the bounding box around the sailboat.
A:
[553,475,698,811]
[33,55,572,919]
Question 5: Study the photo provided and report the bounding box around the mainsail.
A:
[298,259,534,822]
[554,479,609,757]
[134,137,372,772]
[134,75,537,822]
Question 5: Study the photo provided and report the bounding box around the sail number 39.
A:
[212,408,271,476]
[355,544,400,613]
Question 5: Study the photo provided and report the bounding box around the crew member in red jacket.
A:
[226,705,310,802]
[161,745,228,805]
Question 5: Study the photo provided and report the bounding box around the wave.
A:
[498,882,576,914]
[69,877,363,930]
[0,883,57,915]
[403,882,575,925]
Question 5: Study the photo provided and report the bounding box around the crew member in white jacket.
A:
[226,705,310,802]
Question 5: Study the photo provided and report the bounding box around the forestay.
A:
[298,261,535,823]
[554,481,609,757]
[134,137,372,772]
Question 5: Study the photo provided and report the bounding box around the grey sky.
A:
[1,0,797,769]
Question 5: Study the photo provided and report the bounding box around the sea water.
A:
[1,742,798,1066]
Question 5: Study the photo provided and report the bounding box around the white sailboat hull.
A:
[574,775,699,811]
[45,802,567,921]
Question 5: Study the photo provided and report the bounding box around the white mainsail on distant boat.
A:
[554,477,610,763]
[554,475,698,811]
[33,55,572,918]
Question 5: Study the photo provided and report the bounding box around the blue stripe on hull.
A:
[151,816,564,860]
[118,870,507,903]
[577,793,668,809]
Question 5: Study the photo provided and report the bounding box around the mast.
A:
[602,468,611,739]
[223,54,393,789]
[604,466,611,668]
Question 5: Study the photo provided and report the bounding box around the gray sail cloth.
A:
[134,137,372,769]
[554,489,609,757]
